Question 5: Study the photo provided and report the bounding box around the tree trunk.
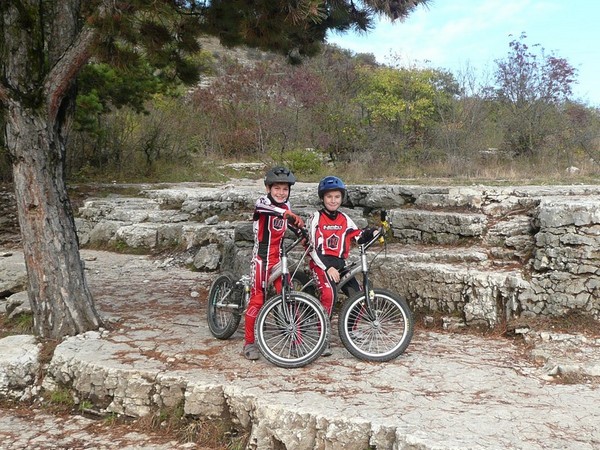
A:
[6,101,103,338]
[1,1,102,338]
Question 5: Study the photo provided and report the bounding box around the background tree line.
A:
[2,33,597,185]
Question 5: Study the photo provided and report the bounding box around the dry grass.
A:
[132,403,249,449]
[0,312,33,338]
[506,311,600,338]
[0,396,248,450]
[320,149,600,186]
[550,371,600,386]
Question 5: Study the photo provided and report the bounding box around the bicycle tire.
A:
[338,288,413,362]
[206,272,243,340]
[255,292,329,368]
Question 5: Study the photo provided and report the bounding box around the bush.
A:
[279,149,323,176]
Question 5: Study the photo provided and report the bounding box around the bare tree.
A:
[494,33,577,155]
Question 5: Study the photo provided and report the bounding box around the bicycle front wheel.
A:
[255,292,329,369]
[338,289,413,362]
[206,272,243,340]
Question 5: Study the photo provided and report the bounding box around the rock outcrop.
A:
[72,181,600,328]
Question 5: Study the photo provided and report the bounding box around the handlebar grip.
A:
[380,209,387,222]
[299,227,309,240]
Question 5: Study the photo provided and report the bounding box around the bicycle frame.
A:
[268,233,310,291]
[208,227,330,365]
[214,274,250,311]
[268,231,311,322]
[215,232,309,313]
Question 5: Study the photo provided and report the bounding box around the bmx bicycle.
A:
[298,210,414,362]
[206,229,329,368]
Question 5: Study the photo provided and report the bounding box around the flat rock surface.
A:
[2,249,600,449]
[0,406,204,450]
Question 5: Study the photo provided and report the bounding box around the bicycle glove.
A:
[283,210,305,229]
[357,227,376,244]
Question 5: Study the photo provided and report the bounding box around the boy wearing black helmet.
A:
[307,176,375,356]
[243,166,305,360]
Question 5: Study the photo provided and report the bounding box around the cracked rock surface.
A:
[4,249,597,450]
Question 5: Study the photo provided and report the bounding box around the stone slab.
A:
[28,250,600,450]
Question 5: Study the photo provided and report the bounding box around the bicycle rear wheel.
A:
[206,272,243,340]
[255,292,329,368]
[338,288,413,362]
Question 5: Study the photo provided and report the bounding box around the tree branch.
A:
[44,25,96,122]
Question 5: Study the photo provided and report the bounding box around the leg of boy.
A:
[243,259,266,360]
[310,262,336,357]
[309,261,335,316]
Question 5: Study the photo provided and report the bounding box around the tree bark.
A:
[7,101,103,337]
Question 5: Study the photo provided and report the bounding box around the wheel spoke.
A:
[256,294,329,368]
[338,290,413,362]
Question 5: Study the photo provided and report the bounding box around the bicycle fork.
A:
[359,248,378,322]
[279,249,296,323]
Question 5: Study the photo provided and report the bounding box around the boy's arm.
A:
[254,197,303,227]
[342,213,362,241]
[254,196,287,218]
[308,213,328,271]
[342,213,376,243]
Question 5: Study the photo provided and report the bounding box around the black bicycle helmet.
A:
[264,166,296,186]
[318,176,346,199]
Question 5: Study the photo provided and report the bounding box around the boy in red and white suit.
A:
[243,166,304,360]
[308,176,374,356]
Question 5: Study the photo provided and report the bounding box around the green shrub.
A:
[279,149,323,175]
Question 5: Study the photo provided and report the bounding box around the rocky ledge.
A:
[73,181,600,327]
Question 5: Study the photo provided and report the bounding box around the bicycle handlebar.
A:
[361,209,391,250]
[299,226,310,241]
[284,227,309,253]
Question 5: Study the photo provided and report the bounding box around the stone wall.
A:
[67,182,600,327]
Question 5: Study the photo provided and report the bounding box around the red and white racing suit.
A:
[244,194,301,345]
[308,208,364,315]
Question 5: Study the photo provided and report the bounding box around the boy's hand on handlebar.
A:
[284,210,305,228]
[298,227,310,247]
[357,227,377,244]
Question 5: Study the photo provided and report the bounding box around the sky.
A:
[326,0,600,106]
